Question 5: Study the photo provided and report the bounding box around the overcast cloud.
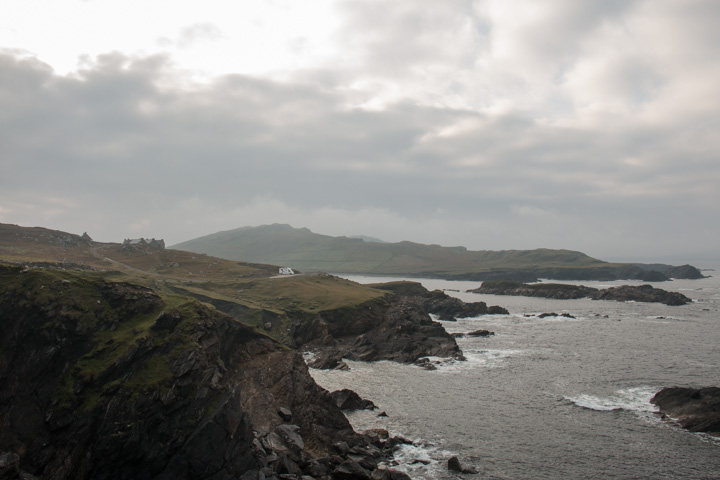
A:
[1,0,718,261]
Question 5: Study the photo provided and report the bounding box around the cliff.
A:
[0,265,403,479]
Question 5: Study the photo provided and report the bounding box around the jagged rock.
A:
[331,389,376,411]
[415,357,437,370]
[448,456,462,472]
[278,407,293,421]
[651,387,720,433]
[332,459,372,480]
[448,455,478,474]
[274,454,303,476]
[363,429,389,446]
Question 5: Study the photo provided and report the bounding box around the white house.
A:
[279,267,294,275]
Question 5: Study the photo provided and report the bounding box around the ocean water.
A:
[309,267,720,479]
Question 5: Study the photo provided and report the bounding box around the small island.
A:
[468,281,692,306]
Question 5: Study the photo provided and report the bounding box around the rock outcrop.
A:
[470,281,691,306]
[0,265,408,479]
[294,281,511,369]
[368,281,509,320]
[651,387,720,434]
[297,295,466,369]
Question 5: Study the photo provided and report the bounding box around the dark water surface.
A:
[310,268,720,479]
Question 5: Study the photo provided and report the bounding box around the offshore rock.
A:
[469,281,597,299]
[651,387,720,434]
[447,455,478,474]
[592,284,691,306]
[470,281,691,306]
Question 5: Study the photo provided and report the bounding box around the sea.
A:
[309,265,720,479]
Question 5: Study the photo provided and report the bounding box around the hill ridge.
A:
[170,224,703,281]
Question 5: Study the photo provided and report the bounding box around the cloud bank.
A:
[1,0,718,260]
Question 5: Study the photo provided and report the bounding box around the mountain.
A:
[171,224,704,281]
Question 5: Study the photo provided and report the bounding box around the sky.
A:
[1,0,719,262]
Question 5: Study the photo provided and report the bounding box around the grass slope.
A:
[0,223,388,340]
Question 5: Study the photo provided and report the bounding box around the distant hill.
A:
[171,224,704,281]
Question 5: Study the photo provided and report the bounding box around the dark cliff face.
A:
[0,266,355,479]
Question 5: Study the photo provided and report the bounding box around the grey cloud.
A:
[0,48,718,258]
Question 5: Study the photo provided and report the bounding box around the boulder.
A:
[331,389,376,411]
[447,455,478,474]
[332,459,372,480]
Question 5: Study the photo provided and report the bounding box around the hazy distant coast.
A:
[172,224,705,282]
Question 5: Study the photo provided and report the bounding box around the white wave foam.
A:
[429,348,526,374]
[565,386,661,415]
[386,440,457,479]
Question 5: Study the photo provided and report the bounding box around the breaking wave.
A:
[564,386,661,416]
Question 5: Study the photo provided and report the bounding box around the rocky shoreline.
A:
[469,281,692,306]
[0,266,418,479]
[298,281,508,370]
[0,265,498,479]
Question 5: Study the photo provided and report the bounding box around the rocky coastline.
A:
[0,263,500,479]
[298,281,508,370]
[469,281,692,306]
[0,265,427,479]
